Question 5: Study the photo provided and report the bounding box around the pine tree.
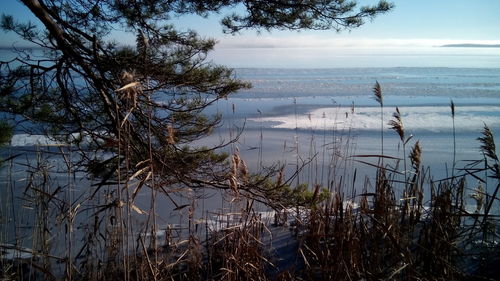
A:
[1,0,393,201]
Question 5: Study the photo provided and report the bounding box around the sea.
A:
[3,66,500,211]
[1,49,500,266]
[211,67,500,175]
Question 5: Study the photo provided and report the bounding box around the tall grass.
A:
[373,81,384,160]
[451,99,457,177]
[1,83,499,281]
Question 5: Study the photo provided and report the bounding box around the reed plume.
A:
[232,151,240,174]
[117,71,140,109]
[389,107,411,178]
[478,123,498,161]
[229,150,241,195]
[388,107,405,143]
[373,81,383,105]
[450,100,455,118]
[229,174,238,195]
[276,166,284,187]
[409,141,422,171]
[477,123,499,226]
[167,125,175,144]
[451,100,457,177]
[470,183,485,213]
[373,81,384,157]
[239,158,249,184]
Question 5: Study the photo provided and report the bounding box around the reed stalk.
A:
[451,100,457,177]
[478,124,499,226]
[373,81,384,160]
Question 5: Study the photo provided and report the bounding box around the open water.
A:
[2,62,500,268]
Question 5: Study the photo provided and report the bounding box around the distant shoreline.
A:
[441,43,500,48]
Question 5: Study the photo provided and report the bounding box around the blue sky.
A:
[2,0,500,67]
[175,0,500,45]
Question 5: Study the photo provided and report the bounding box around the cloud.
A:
[215,35,500,49]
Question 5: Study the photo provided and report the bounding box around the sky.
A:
[2,0,500,67]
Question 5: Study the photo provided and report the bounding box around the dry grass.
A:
[1,85,499,281]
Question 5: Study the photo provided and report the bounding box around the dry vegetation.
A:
[1,83,499,281]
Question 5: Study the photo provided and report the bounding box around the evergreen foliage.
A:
[0,120,12,147]
[0,0,393,200]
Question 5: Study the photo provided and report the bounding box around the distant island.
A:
[441,43,500,48]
